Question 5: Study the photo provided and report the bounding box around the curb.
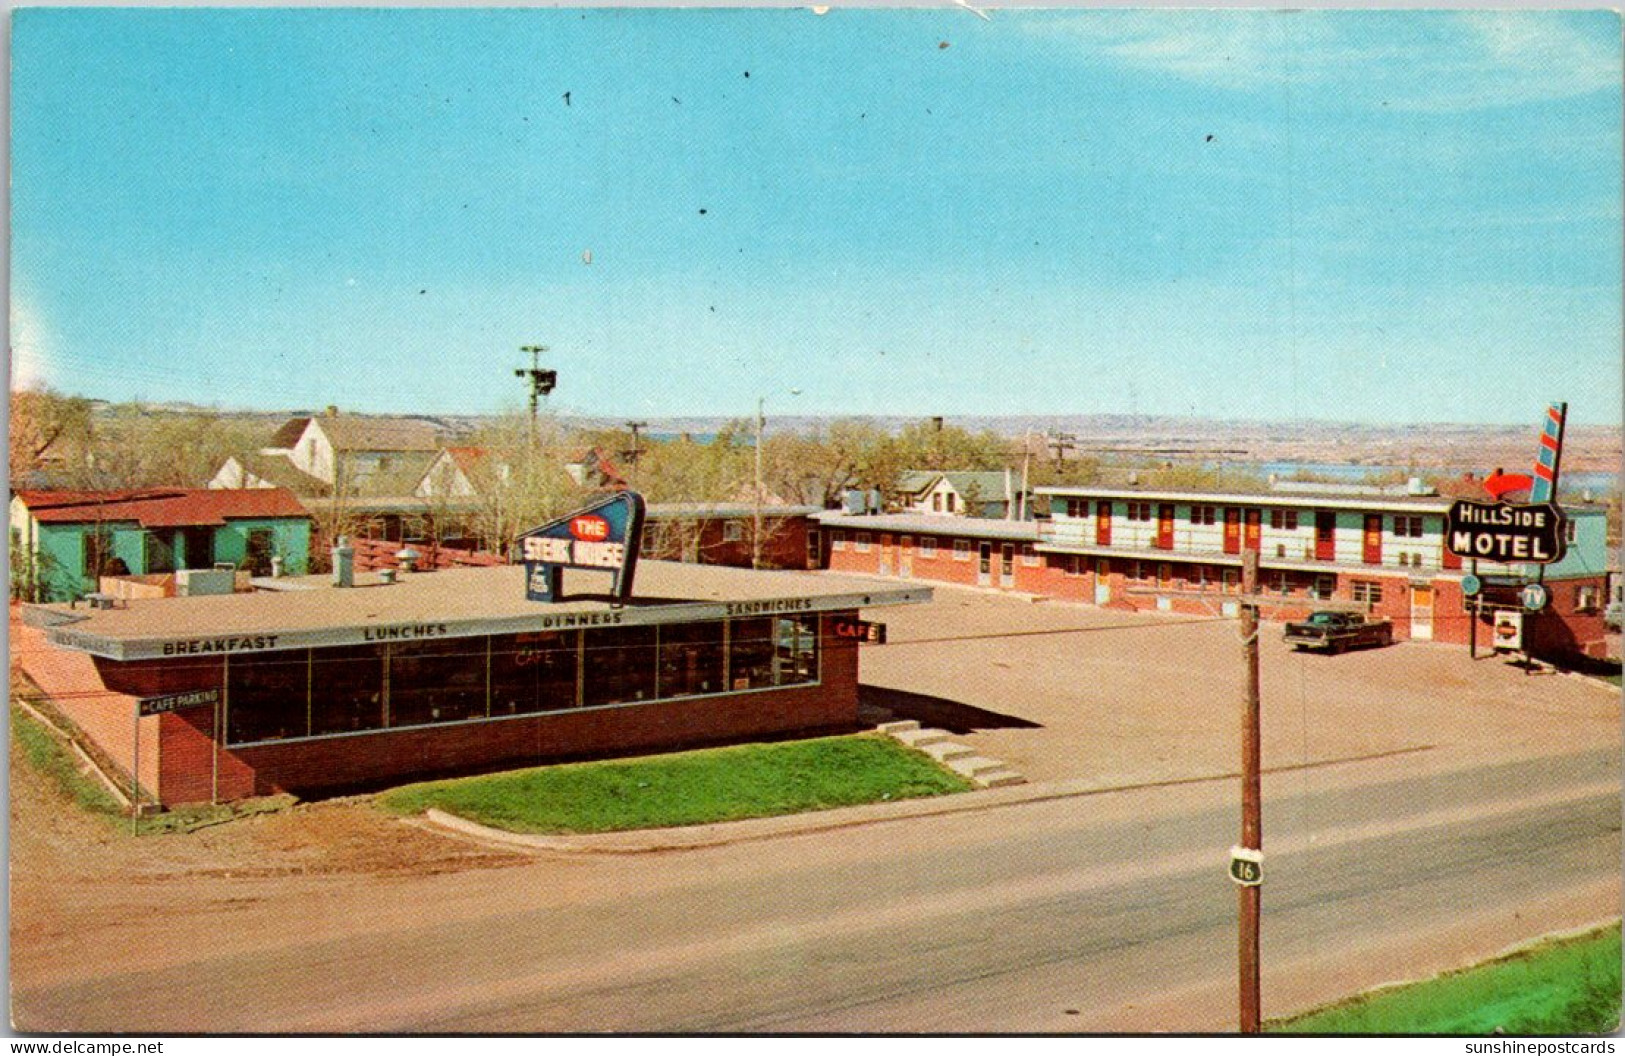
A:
[417,743,1440,856]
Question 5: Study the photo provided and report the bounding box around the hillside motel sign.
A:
[1444,499,1566,564]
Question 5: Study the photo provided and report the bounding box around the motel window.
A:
[1191,506,1216,526]
[1392,515,1423,539]
[1097,559,1111,577]
[1126,502,1152,522]
[1065,498,1089,518]
[1021,544,1038,567]
[388,638,489,727]
[933,494,943,512]
[723,521,744,542]
[658,620,727,698]
[227,651,311,745]
[1158,563,1172,585]
[309,644,387,737]
[1350,581,1384,605]
[1223,569,1239,593]
[583,626,660,707]
[920,537,937,558]
[832,530,846,551]
[1576,585,1600,613]
[1192,565,1207,588]
[1313,575,1335,600]
[1268,510,1299,531]
[490,631,579,715]
[855,533,872,553]
[955,540,972,561]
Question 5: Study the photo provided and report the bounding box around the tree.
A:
[9,387,92,485]
[457,414,594,555]
[891,420,1009,473]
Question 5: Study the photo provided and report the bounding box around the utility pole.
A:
[515,345,557,450]
[1047,431,1077,471]
[1237,547,1263,1034]
[754,398,766,570]
[1125,548,1270,1033]
[623,421,648,489]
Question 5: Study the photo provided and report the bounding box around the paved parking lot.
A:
[858,583,1621,788]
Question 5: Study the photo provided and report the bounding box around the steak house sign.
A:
[1444,500,1566,564]
[518,491,647,603]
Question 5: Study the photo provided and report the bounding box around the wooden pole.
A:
[1239,548,1262,1034]
[1468,559,1479,659]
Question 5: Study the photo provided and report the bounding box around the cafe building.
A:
[17,558,929,807]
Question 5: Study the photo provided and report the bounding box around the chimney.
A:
[326,405,339,418]
[332,536,354,588]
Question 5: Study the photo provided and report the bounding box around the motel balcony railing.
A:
[1040,523,1447,574]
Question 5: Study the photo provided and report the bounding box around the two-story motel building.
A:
[816,485,1610,660]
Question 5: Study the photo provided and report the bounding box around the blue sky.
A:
[11,8,1622,426]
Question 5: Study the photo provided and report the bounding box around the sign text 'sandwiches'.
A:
[724,598,815,617]
[1445,500,1567,564]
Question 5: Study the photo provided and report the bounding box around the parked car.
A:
[1283,611,1394,654]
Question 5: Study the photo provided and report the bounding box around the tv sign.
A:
[518,491,646,603]
[1444,500,1567,565]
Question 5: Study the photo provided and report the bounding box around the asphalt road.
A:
[13,744,1618,1034]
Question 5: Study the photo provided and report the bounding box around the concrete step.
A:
[972,768,1027,788]
[875,720,921,736]
[894,727,953,749]
[948,755,1009,779]
[921,740,976,763]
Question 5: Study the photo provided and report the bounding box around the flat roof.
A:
[813,512,1043,542]
[24,561,931,662]
[1032,485,1609,514]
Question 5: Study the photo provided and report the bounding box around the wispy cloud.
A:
[1025,11,1620,112]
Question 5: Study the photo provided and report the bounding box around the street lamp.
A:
[754,389,802,570]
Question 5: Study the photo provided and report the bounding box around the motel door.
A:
[1156,504,1175,550]
[977,542,993,586]
[1363,515,1383,564]
[1244,509,1262,552]
[1095,559,1111,605]
[1410,584,1434,640]
[899,536,913,578]
[878,534,894,576]
[1000,543,1016,588]
[1223,508,1241,554]
[1315,511,1337,561]
[1095,501,1112,546]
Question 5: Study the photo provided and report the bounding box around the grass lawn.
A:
[10,701,293,835]
[1270,923,1622,1035]
[379,733,973,834]
[11,703,126,817]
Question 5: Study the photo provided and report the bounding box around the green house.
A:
[10,488,312,602]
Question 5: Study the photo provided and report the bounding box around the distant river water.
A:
[1213,461,1619,495]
